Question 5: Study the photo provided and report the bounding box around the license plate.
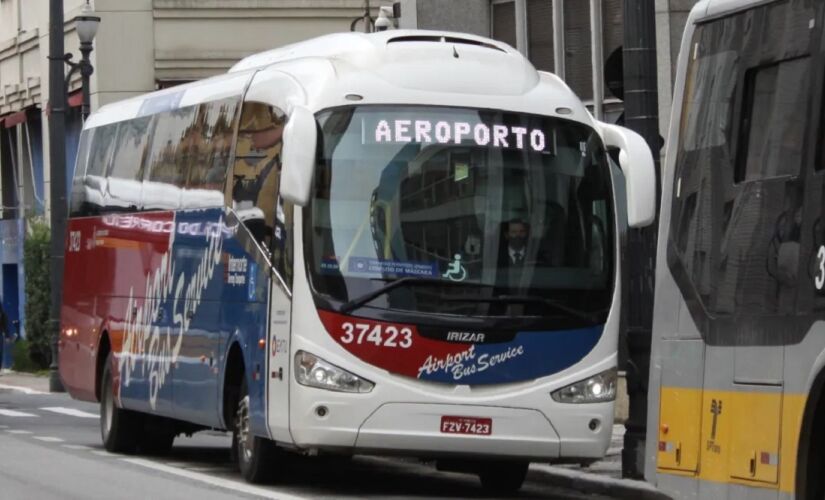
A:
[440,416,492,435]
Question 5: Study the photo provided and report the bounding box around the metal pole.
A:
[47,0,67,393]
[621,0,660,479]
[589,0,604,120]
[552,0,565,79]
[79,42,93,121]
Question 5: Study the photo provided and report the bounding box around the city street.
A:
[0,375,654,500]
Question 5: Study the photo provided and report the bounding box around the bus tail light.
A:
[551,368,617,404]
[295,351,374,393]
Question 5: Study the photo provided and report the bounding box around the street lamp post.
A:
[47,1,99,392]
[65,4,100,120]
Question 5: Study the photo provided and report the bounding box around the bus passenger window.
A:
[106,116,153,212]
[186,98,238,208]
[71,124,117,216]
[736,58,810,183]
[144,106,197,211]
[228,102,286,249]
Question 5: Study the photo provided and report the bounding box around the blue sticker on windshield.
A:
[347,257,437,277]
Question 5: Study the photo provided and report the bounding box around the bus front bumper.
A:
[289,401,614,460]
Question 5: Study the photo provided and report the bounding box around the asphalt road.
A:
[0,385,623,500]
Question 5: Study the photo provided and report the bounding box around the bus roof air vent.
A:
[386,35,507,53]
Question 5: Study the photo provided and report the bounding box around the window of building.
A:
[527,0,554,71]
[492,1,517,50]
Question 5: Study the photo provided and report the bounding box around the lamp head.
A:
[75,3,101,45]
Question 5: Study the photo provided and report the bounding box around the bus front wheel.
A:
[233,377,278,483]
[477,460,529,494]
[100,352,140,453]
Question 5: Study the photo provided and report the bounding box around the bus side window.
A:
[144,106,198,211]
[227,101,286,251]
[106,115,153,213]
[71,124,118,216]
[185,98,239,209]
[69,128,97,217]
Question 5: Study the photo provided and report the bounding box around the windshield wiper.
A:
[437,294,601,325]
[338,277,491,314]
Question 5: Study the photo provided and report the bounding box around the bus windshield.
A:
[307,106,614,326]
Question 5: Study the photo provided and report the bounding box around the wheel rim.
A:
[236,395,253,463]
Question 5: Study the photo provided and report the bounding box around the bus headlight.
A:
[551,368,617,404]
[295,351,374,393]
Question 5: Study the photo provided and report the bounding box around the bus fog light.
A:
[551,368,617,404]
[295,351,374,393]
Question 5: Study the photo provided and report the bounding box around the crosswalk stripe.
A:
[0,409,38,417]
[5,429,32,434]
[34,436,65,443]
[40,407,98,419]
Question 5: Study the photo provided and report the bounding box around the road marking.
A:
[40,407,99,419]
[0,409,38,417]
[62,444,93,450]
[91,450,117,457]
[0,384,47,395]
[33,436,65,443]
[122,457,310,500]
[0,424,8,429]
[5,429,33,434]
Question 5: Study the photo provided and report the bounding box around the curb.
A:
[530,464,672,500]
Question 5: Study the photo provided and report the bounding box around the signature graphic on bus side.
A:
[119,216,224,410]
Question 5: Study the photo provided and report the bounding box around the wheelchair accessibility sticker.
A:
[442,254,467,282]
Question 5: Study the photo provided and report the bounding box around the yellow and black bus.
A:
[646,0,825,499]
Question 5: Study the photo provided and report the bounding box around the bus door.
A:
[225,94,295,439]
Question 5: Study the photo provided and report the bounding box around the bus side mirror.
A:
[598,122,656,228]
[280,106,317,206]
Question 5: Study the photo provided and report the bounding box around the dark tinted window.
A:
[668,0,814,326]
[736,58,811,183]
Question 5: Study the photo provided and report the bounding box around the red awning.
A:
[68,91,83,108]
[3,110,26,128]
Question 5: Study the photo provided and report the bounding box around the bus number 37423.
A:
[340,322,413,348]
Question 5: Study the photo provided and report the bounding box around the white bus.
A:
[61,30,655,493]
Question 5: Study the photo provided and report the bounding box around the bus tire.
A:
[100,352,140,453]
[478,460,528,494]
[234,377,277,483]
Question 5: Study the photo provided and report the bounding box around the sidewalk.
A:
[531,464,670,500]
[0,370,51,394]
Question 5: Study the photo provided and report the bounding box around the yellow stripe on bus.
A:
[656,386,806,494]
